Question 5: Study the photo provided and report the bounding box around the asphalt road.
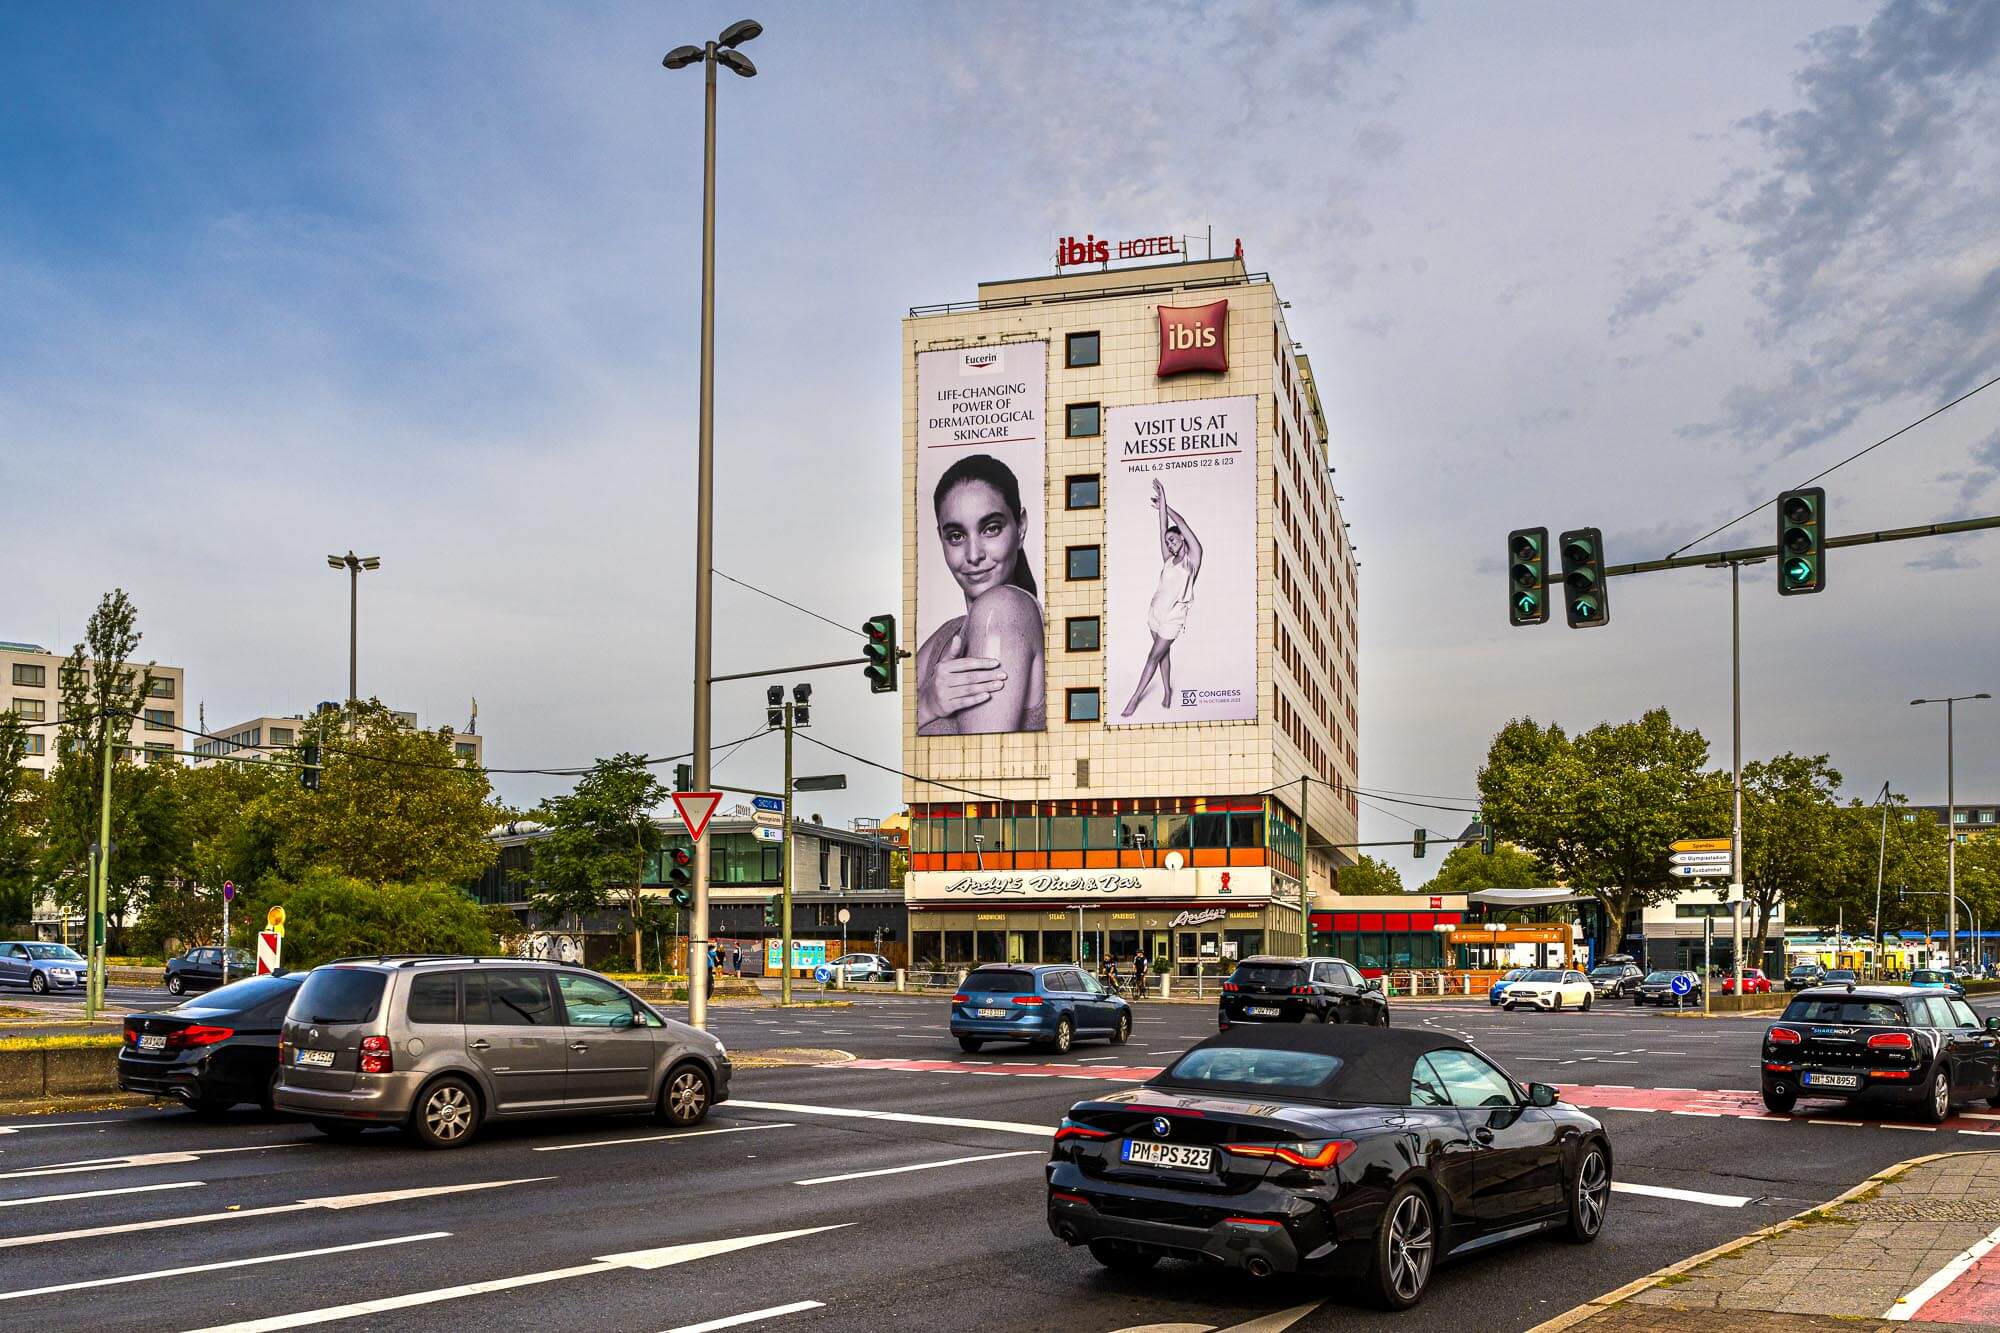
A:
[1,990,1995,1333]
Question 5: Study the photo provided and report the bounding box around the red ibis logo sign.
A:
[1157,300,1229,378]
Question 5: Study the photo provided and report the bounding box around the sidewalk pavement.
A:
[1534,1150,2000,1333]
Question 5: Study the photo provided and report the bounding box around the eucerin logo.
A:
[962,351,999,371]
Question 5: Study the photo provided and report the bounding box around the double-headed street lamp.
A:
[1910,692,1990,969]
[664,19,761,1032]
[326,551,381,711]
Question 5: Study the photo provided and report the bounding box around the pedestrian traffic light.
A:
[1507,528,1549,626]
[862,614,898,693]
[766,685,784,730]
[1412,827,1427,859]
[1558,527,1610,628]
[1777,486,1825,596]
[299,742,320,791]
[791,682,811,729]
[763,894,780,927]
[674,762,692,793]
[667,845,692,907]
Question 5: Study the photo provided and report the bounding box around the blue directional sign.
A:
[1670,974,1693,996]
[753,796,785,813]
[813,964,833,984]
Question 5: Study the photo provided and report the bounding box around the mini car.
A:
[1761,985,2000,1123]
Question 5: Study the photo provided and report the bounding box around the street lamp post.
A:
[325,551,381,711]
[1910,693,1990,971]
[664,18,761,1033]
[1872,781,1890,980]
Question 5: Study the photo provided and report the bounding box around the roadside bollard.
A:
[895,968,906,993]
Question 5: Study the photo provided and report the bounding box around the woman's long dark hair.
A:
[933,453,1038,598]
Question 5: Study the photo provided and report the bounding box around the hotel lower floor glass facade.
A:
[909,902,1302,974]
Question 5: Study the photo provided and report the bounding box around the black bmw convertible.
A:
[1046,1026,1612,1309]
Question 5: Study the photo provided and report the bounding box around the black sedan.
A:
[1046,1026,1611,1310]
[1633,970,1703,1006]
[164,946,256,996]
[119,972,303,1113]
[1760,984,2000,1123]
[1217,955,1389,1029]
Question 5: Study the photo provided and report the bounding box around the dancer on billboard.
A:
[1120,478,1203,717]
[916,454,1047,735]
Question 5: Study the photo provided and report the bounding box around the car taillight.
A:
[359,1034,393,1074]
[1290,986,1313,995]
[1867,1031,1914,1051]
[1222,982,1239,992]
[1767,1027,1802,1045]
[1054,1119,1111,1142]
[1224,1140,1357,1170]
[952,994,968,1003]
[1012,995,1043,1006]
[169,1025,234,1049]
[124,1027,140,1045]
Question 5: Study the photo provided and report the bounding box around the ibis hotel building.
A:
[901,250,1361,976]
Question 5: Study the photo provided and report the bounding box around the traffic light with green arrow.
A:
[863,614,898,693]
[1777,486,1825,596]
[1559,527,1610,628]
[1507,527,1549,626]
[667,845,693,908]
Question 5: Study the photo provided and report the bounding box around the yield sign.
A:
[672,791,723,841]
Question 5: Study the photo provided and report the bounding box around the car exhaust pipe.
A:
[1056,1224,1079,1244]
[1245,1255,1274,1278]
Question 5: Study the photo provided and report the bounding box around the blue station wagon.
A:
[951,964,1133,1055]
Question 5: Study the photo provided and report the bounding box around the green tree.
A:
[1335,854,1404,895]
[1479,709,1727,952]
[39,589,161,928]
[1740,753,1852,970]
[241,869,499,967]
[528,754,668,963]
[1420,842,1552,897]
[129,759,289,955]
[263,701,497,886]
[0,711,42,930]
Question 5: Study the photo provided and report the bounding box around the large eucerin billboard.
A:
[913,341,1048,737]
[1103,395,1258,725]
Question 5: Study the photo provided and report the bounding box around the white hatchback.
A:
[1502,968,1596,1011]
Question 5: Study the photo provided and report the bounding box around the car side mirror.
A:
[612,1011,637,1030]
[1528,1083,1560,1107]
[1987,1016,1999,1033]
[1364,978,1382,993]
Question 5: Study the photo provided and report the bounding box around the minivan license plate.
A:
[1123,1140,1213,1171]
[1247,1006,1281,1017]
[295,1049,335,1067]
[1804,1072,1858,1089]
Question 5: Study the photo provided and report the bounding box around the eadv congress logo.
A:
[1156,300,1229,377]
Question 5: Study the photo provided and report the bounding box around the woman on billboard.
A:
[1120,478,1204,717]
[916,454,1046,735]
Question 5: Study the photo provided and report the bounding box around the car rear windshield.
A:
[963,970,1035,994]
[1789,965,1817,974]
[181,975,299,1012]
[1165,1046,1342,1092]
[1782,997,1909,1025]
[293,968,387,1024]
[1233,964,1307,987]
[1912,971,1946,984]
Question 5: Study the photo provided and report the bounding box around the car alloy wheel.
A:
[1569,1147,1610,1241]
[419,1080,476,1147]
[167,976,184,996]
[1052,1016,1074,1053]
[1112,1012,1131,1045]
[1581,993,1592,1011]
[30,973,47,995]
[1923,1068,1950,1124]
[1378,1186,1435,1308]
[665,1064,711,1126]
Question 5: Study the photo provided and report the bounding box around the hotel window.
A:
[455,742,477,758]
[1065,402,1101,438]
[1066,689,1101,723]
[147,677,175,699]
[11,664,44,688]
[1956,811,1969,823]
[1065,617,1100,652]
[1066,546,1100,580]
[818,845,829,890]
[23,734,44,755]
[143,709,173,732]
[269,727,294,746]
[144,742,173,764]
[1065,331,1100,368]
[11,698,44,722]
[1065,474,1100,509]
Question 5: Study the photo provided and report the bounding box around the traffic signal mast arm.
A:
[1603,513,2000,579]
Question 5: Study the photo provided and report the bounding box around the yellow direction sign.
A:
[1671,838,1731,853]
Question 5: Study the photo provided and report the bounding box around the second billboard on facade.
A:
[914,341,1048,736]
[1104,395,1259,725]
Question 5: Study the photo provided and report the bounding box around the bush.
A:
[237,870,500,967]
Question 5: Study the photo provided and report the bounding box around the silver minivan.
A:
[273,956,730,1148]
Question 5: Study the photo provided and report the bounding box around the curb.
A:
[1523,1151,1974,1333]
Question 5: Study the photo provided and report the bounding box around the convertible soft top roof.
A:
[1155,1024,1479,1105]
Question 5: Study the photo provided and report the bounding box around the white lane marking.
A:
[1880,1124,1937,1132]
[728,1099,1053,1137]
[185,1224,851,1332]
[0,1177,546,1248]
[0,1142,302,1182]
[0,1181,205,1209]
[1669,1111,1723,1118]
[1611,1181,1751,1208]
[1884,1220,2000,1320]
[1957,1129,2000,1137]
[0,1121,109,1135]
[535,1123,792,1153]
[1962,1112,2000,1121]
[0,1231,447,1303]
[794,1150,1040,1186]
[661,1300,825,1333]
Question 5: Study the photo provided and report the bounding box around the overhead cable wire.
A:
[1665,370,2000,559]
[715,569,867,640]
[795,731,1005,802]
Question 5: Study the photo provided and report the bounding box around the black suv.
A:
[1785,963,1826,991]
[1218,955,1388,1028]
[1761,984,2000,1123]
[1588,963,1643,998]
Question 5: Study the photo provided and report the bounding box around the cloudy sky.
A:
[5,1,1997,884]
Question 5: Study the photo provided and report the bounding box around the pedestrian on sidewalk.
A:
[730,944,742,976]
[1134,950,1149,998]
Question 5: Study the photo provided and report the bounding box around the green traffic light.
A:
[1784,557,1814,586]
[1572,596,1601,621]
[1514,592,1539,616]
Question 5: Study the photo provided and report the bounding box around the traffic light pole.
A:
[87,717,116,1021]
[1727,558,1749,997]
[781,700,795,1007]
